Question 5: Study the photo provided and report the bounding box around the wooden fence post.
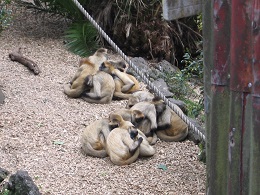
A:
[204,0,260,194]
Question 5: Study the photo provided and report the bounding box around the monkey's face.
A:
[108,60,127,72]
[126,97,138,108]
[99,62,112,73]
[108,123,119,131]
[155,101,166,115]
[133,110,145,123]
[128,126,138,139]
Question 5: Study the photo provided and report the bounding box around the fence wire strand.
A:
[71,0,206,142]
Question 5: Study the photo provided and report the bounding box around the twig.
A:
[178,21,203,39]
[9,48,41,75]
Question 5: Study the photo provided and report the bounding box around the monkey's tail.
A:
[64,84,82,98]
[110,149,140,166]
[81,142,108,158]
[156,128,188,142]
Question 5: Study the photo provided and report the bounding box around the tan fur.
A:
[100,61,140,99]
[111,108,144,126]
[126,91,155,108]
[106,114,143,166]
[137,130,156,157]
[64,48,108,98]
[110,108,157,145]
[81,71,115,104]
[130,98,170,145]
[80,119,112,158]
[156,106,188,142]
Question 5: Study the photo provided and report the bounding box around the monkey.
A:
[64,48,108,98]
[99,61,140,99]
[110,108,145,126]
[155,105,188,142]
[130,97,171,145]
[80,118,118,158]
[110,108,155,145]
[106,59,127,72]
[81,71,115,104]
[106,114,143,165]
[126,91,155,108]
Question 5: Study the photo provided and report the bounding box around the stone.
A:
[168,98,188,115]
[0,88,5,104]
[152,78,173,97]
[0,168,10,183]
[7,170,41,195]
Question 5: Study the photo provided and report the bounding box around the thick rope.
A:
[71,0,206,142]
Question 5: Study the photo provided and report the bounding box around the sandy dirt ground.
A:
[0,7,206,195]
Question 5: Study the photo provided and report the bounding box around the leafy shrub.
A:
[0,0,12,33]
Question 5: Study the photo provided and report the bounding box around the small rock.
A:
[168,98,188,115]
[0,168,10,182]
[152,78,173,97]
[0,88,5,104]
[7,170,41,195]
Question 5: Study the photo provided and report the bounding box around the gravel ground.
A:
[0,8,206,195]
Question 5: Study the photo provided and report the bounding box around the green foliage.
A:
[0,189,10,195]
[195,14,203,32]
[198,141,206,163]
[184,98,204,119]
[64,21,98,57]
[0,0,12,33]
[16,0,85,20]
[163,46,204,119]
[181,47,203,81]
[164,71,192,99]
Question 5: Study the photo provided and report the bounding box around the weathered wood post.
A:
[203,0,260,194]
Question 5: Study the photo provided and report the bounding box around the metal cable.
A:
[71,0,206,142]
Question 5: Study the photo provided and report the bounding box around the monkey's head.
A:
[132,110,145,123]
[153,97,166,116]
[126,96,139,108]
[99,61,114,73]
[107,60,127,72]
[95,48,108,56]
[129,126,138,140]
[109,114,124,129]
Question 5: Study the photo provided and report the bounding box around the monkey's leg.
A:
[113,70,135,92]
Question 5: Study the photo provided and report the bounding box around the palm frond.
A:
[64,21,99,57]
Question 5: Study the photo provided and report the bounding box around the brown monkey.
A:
[156,105,188,142]
[110,108,145,126]
[110,108,155,145]
[108,114,155,157]
[99,61,140,99]
[106,114,143,166]
[64,48,108,98]
[130,97,171,145]
[80,118,118,158]
[126,91,155,108]
[81,71,115,104]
